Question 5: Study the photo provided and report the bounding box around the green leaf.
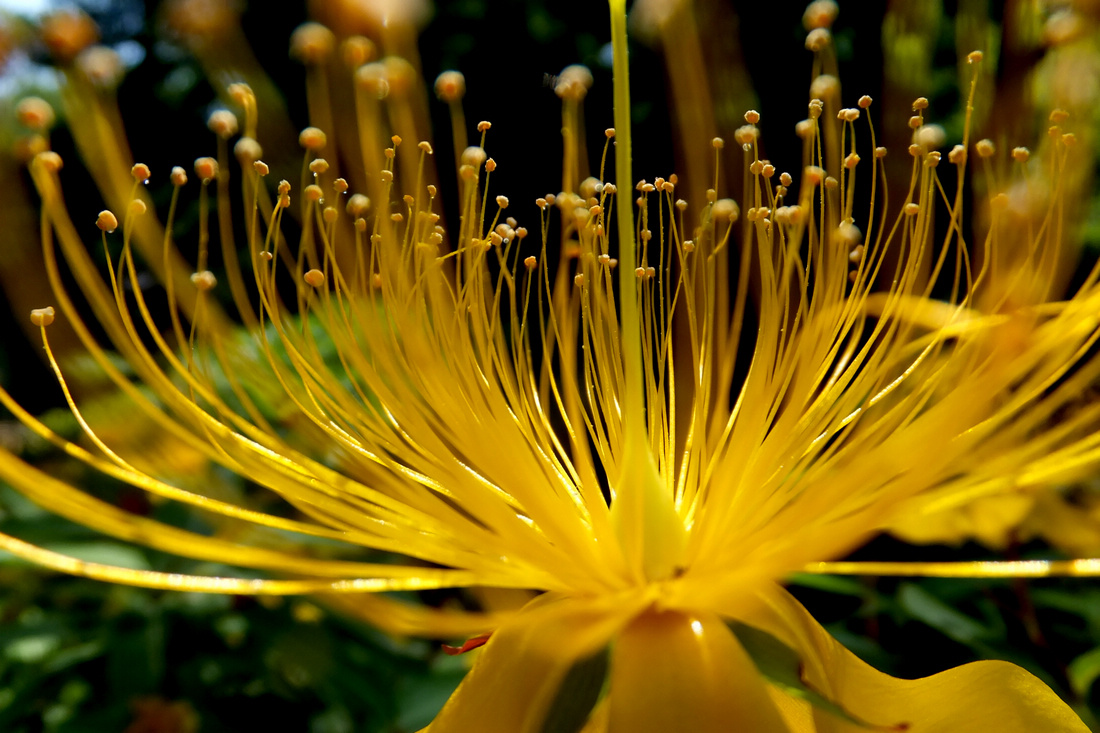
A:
[728,621,906,732]
[1069,646,1100,697]
[895,583,990,644]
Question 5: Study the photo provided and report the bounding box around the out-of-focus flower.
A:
[1,1,1099,730]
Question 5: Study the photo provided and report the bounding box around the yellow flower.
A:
[0,1,1098,730]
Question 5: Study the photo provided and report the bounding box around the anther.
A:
[904,202,920,216]
[16,98,55,131]
[131,163,151,183]
[41,9,98,63]
[477,121,492,132]
[334,178,348,194]
[912,97,929,111]
[461,146,487,169]
[355,218,367,232]
[967,50,983,64]
[191,270,217,290]
[762,163,775,178]
[874,146,887,158]
[634,267,646,278]
[323,206,337,223]
[744,110,760,124]
[682,241,695,252]
[309,158,329,174]
[808,99,824,118]
[575,273,586,286]
[341,36,375,68]
[803,0,839,30]
[299,127,327,151]
[804,166,825,185]
[381,170,394,183]
[278,179,292,195]
[305,184,324,202]
[948,145,966,165]
[1012,146,1030,162]
[605,128,616,138]
[524,256,537,270]
[555,65,593,101]
[418,141,433,154]
[259,251,273,261]
[485,158,497,172]
[795,120,814,139]
[96,210,118,232]
[234,137,262,163]
[30,307,55,327]
[355,63,390,98]
[194,157,218,183]
[1063,133,1078,147]
[676,199,688,211]
[171,166,188,186]
[129,200,147,216]
[924,151,941,167]
[975,139,995,158]
[809,75,839,100]
[427,185,437,197]
[1050,108,1070,123]
[713,199,739,223]
[434,71,466,103]
[907,144,921,157]
[303,269,325,288]
[390,212,403,222]
[749,160,764,175]
[913,124,945,149]
[844,152,860,169]
[290,23,335,65]
[858,95,872,108]
[908,116,922,130]
[805,28,831,52]
[207,109,238,138]
[824,176,838,190]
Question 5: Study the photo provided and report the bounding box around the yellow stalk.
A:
[607,0,685,582]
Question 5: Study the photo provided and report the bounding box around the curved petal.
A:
[429,590,648,733]
[607,609,790,733]
[746,585,1089,733]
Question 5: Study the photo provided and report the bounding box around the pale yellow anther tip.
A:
[191,270,217,291]
[30,307,55,327]
[303,269,325,288]
[96,210,118,232]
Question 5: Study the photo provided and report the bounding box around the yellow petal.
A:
[607,608,790,733]
[429,591,647,733]
[747,585,1089,733]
